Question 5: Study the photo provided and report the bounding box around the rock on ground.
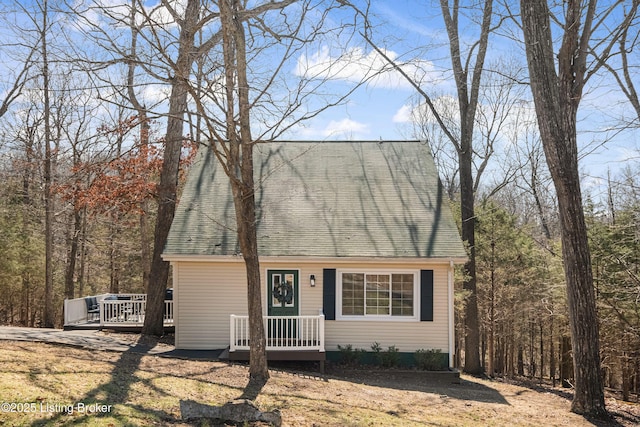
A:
[180,399,281,426]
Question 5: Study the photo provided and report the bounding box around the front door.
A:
[267,270,299,341]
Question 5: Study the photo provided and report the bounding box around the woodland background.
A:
[0,0,638,401]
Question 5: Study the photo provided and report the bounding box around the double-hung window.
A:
[339,271,418,320]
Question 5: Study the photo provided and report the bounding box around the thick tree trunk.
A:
[439,0,493,375]
[460,150,481,374]
[221,0,269,381]
[233,180,268,381]
[520,0,606,417]
[143,0,200,336]
[554,166,604,413]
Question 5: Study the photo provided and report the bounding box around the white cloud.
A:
[288,117,370,140]
[392,104,413,123]
[142,83,171,104]
[322,118,369,138]
[392,95,458,124]
[294,46,438,90]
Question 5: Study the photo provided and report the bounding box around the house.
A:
[162,140,467,368]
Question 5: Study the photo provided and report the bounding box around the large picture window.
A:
[339,271,417,319]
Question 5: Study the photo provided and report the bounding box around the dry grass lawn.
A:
[0,340,638,426]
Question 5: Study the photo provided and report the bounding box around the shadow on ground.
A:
[31,342,179,426]
[268,361,509,405]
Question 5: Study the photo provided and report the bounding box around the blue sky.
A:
[1,0,637,200]
[282,0,639,199]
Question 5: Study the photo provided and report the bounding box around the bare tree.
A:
[39,0,55,328]
[185,0,366,381]
[595,2,640,124]
[142,0,204,336]
[518,0,637,417]
[364,0,496,374]
[0,3,40,120]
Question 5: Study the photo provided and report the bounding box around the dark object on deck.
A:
[85,297,99,320]
[164,288,173,318]
[180,399,281,426]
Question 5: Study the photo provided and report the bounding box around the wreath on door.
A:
[273,280,294,305]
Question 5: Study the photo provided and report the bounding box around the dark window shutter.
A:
[323,268,336,320]
[420,269,434,321]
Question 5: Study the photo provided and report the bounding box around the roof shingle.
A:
[164,141,466,259]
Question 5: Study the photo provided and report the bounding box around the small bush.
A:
[337,344,359,366]
[371,342,400,368]
[415,348,444,370]
[381,345,400,368]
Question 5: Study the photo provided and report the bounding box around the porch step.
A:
[228,349,326,361]
[228,349,326,373]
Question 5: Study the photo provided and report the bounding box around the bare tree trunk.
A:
[20,130,34,326]
[517,344,524,376]
[143,0,200,336]
[109,222,120,294]
[220,0,268,381]
[78,208,87,297]
[539,322,544,383]
[560,336,573,388]
[550,316,556,387]
[127,1,152,292]
[140,204,152,292]
[520,0,606,417]
[64,209,81,299]
[488,238,495,377]
[439,0,494,375]
[41,0,55,328]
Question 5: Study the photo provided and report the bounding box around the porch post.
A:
[319,314,325,352]
[230,315,237,351]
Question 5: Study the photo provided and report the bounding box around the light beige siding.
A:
[172,259,451,353]
[174,262,247,349]
[326,266,450,352]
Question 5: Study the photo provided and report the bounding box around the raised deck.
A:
[63,293,174,332]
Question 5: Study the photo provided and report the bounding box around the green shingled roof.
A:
[164,141,466,259]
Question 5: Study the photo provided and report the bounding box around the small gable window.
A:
[337,270,418,321]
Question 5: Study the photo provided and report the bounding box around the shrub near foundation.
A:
[415,349,447,371]
[371,342,401,368]
[337,344,359,366]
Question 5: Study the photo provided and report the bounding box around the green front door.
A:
[267,270,299,340]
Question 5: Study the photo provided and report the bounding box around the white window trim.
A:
[336,269,420,322]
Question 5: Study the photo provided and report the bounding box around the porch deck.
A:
[63,293,174,332]
[228,314,326,372]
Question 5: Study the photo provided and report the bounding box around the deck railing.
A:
[230,314,325,352]
[63,293,173,327]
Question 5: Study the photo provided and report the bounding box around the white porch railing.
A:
[63,293,173,327]
[63,294,111,325]
[100,298,174,327]
[101,299,146,326]
[230,314,325,352]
